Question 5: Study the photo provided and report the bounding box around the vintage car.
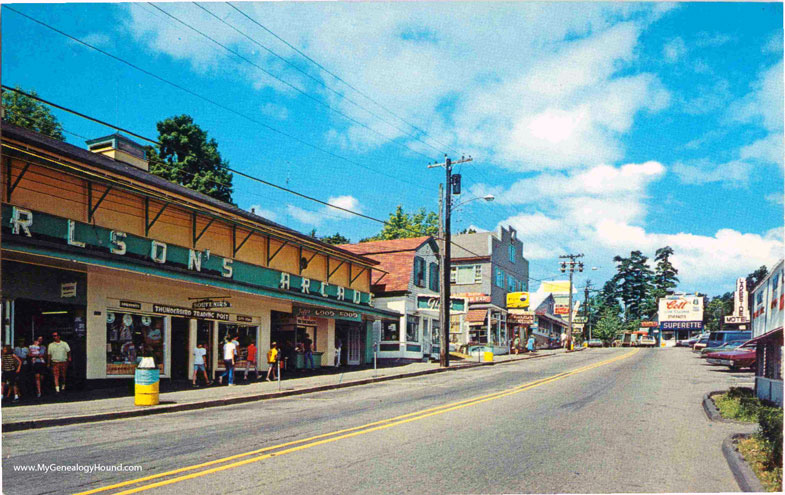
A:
[587,339,604,348]
[705,342,757,371]
[692,336,710,352]
[700,340,746,358]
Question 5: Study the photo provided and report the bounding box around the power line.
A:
[192,2,450,159]
[3,5,430,192]
[226,2,461,156]
[147,3,437,163]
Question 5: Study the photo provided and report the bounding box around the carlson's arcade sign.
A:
[5,205,373,309]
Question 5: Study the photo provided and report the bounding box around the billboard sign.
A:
[724,315,750,324]
[554,304,570,315]
[658,295,704,321]
[506,292,530,309]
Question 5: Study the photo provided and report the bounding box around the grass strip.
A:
[737,436,783,492]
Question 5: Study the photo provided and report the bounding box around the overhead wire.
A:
[191,2,449,159]
[146,3,438,163]
[226,2,460,156]
[3,5,431,192]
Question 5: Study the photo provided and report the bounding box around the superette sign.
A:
[658,295,704,321]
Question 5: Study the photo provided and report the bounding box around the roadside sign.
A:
[573,316,588,323]
[641,321,658,327]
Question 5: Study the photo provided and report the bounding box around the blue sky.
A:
[2,2,782,296]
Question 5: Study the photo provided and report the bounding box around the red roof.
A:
[337,237,434,293]
[337,236,431,255]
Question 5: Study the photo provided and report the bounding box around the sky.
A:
[2,1,783,297]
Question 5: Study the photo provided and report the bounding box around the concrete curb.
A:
[702,391,757,424]
[2,351,557,432]
[722,433,766,492]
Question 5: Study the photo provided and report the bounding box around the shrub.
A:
[726,386,754,399]
[757,406,783,469]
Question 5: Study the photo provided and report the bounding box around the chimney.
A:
[86,134,149,171]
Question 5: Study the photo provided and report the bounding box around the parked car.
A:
[678,333,708,347]
[706,342,757,371]
[706,330,752,350]
[700,340,746,358]
[637,333,657,347]
[692,336,710,352]
[587,339,604,348]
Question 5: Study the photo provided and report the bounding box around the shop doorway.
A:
[11,299,87,389]
[196,320,214,378]
[339,323,363,366]
[170,318,190,380]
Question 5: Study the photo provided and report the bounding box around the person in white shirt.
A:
[192,342,210,387]
[218,337,236,386]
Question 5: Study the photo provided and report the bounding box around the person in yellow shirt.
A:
[266,342,279,381]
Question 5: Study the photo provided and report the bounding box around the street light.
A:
[452,194,495,210]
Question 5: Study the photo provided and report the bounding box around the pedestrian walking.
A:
[218,337,236,386]
[14,338,30,397]
[29,336,47,397]
[244,339,258,381]
[266,342,279,381]
[512,335,521,355]
[2,345,22,402]
[47,332,71,393]
[303,333,314,370]
[527,335,536,353]
[192,342,210,387]
[334,339,342,367]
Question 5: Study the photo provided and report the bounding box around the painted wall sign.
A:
[294,306,361,322]
[3,205,374,311]
[553,304,570,315]
[119,300,142,310]
[507,312,535,325]
[152,304,230,321]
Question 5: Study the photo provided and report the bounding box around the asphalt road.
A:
[2,347,755,494]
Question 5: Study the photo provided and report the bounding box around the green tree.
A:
[653,246,679,295]
[458,227,477,234]
[613,250,654,321]
[593,308,624,345]
[148,115,234,203]
[704,292,734,333]
[2,87,65,141]
[321,232,351,245]
[361,205,438,241]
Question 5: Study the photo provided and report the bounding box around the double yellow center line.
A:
[75,349,639,495]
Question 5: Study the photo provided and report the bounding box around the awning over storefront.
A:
[747,327,783,345]
[466,309,489,326]
[536,312,568,328]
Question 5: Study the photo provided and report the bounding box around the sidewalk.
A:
[1,349,567,432]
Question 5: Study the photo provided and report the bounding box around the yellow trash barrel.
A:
[135,358,160,406]
[483,351,493,362]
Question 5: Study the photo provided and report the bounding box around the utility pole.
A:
[584,283,591,342]
[429,154,472,367]
[559,254,584,351]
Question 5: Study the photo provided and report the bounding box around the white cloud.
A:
[248,205,278,222]
[260,103,289,120]
[764,32,783,54]
[729,60,784,133]
[285,195,362,226]
[672,160,753,187]
[765,192,784,206]
[663,37,686,63]
[740,134,784,165]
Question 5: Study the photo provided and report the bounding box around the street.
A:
[2,347,753,494]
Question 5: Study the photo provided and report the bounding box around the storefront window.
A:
[106,312,165,375]
[382,321,399,341]
[406,316,419,342]
[431,318,440,343]
[218,324,258,364]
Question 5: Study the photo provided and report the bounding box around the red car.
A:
[706,342,757,371]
